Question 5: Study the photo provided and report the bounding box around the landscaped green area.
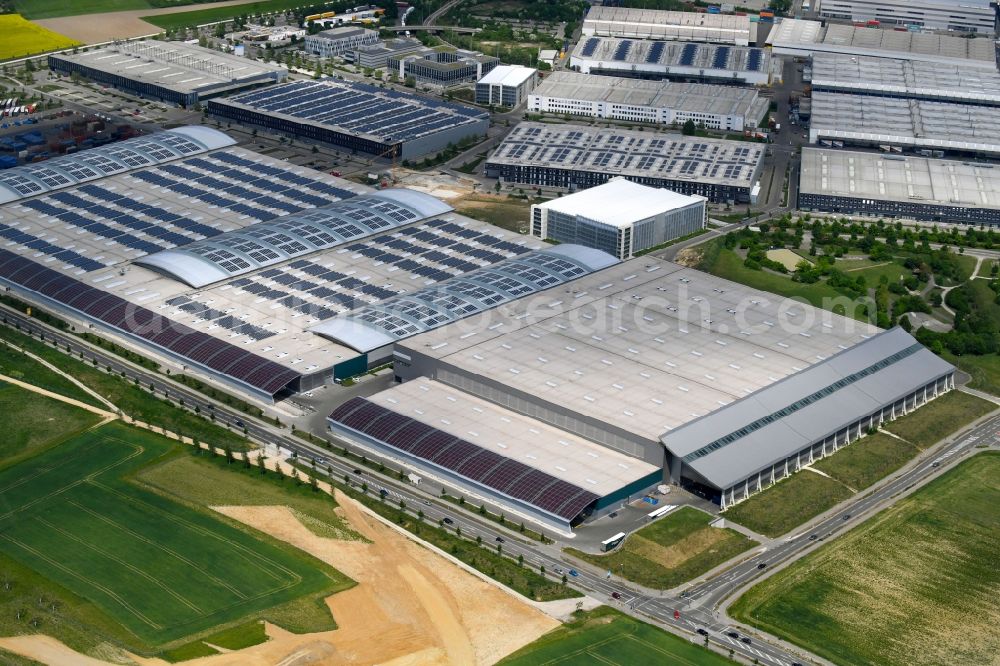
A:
[723,390,995,537]
[944,351,1000,398]
[499,606,734,665]
[140,453,362,542]
[0,323,252,451]
[881,389,995,448]
[142,0,325,30]
[566,507,756,589]
[722,472,852,539]
[0,420,350,654]
[0,384,101,465]
[730,452,1000,666]
[697,238,865,320]
[0,342,102,407]
[0,14,79,60]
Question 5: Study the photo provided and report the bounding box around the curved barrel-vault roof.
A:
[136,189,453,288]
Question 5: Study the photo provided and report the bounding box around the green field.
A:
[722,471,852,538]
[944,351,1000,398]
[0,342,102,407]
[499,606,734,665]
[453,195,534,234]
[0,384,101,465]
[139,452,362,542]
[142,0,324,30]
[881,389,995,448]
[0,14,79,60]
[566,507,756,589]
[723,390,995,537]
[13,0,154,19]
[0,325,251,450]
[0,421,350,652]
[730,452,1000,666]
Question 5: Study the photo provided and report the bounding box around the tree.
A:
[224,445,234,464]
[517,554,524,567]
[681,119,696,136]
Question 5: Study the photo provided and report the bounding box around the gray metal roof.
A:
[310,244,619,352]
[136,189,452,288]
[661,327,954,489]
[0,126,235,204]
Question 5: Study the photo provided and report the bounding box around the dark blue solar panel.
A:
[680,43,698,67]
[580,37,600,57]
[613,40,632,61]
[747,49,762,72]
[712,46,731,69]
[646,41,666,64]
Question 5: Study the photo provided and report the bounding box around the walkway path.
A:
[1,339,116,411]
[0,373,117,420]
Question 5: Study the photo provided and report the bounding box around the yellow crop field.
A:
[0,14,80,61]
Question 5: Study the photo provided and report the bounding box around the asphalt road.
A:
[6,306,997,666]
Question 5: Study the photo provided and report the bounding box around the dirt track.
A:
[35,0,278,43]
[0,492,558,665]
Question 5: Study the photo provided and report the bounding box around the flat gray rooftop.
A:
[488,122,764,189]
[398,257,879,443]
[583,6,754,44]
[800,147,1000,209]
[768,18,997,67]
[810,53,1000,105]
[365,379,660,497]
[810,92,1000,154]
[531,71,763,118]
[50,41,286,95]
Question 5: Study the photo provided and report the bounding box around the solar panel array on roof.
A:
[311,245,618,352]
[330,397,600,520]
[581,37,600,56]
[0,249,299,396]
[0,127,234,205]
[746,48,762,72]
[137,190,451,288]
[712,46,731,69]
[680,42,699,66]
[613,39,633,61]
[215,79,487,144]
[646,41,666,63]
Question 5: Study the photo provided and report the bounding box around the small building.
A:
[538,49,558,67]
[352,37,423,68]
[389,47,499,86]
[530,177,706,259]
[48,41,286,108]
[475,65,539,107]
[528,70,768,131]
[305,26,379,59]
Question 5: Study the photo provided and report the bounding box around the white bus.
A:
[647,504,677,520]
[601,532,627,552]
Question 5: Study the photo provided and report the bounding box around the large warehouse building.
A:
[809,92,1000,156]
[332,257,955,531]
[529,178,706,259]
[582,6,756,46]
[799,147,1000,225]
[571,36,771,85]
[48,41,287,107]
[527,71,769,131]
[818,0,997,34]
[0,126,625,403]
[767,19,998,69]
[809,53,1000,106]
[484,122,764,203]
[207,79,489,159]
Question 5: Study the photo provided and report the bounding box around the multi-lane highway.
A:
[4,305,997,666]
